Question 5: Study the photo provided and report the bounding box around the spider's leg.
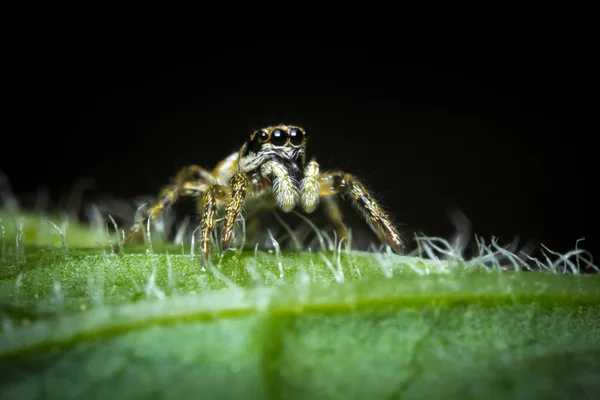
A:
[322,196,351,245]
[319,171,404,252]
[174,165,216,185]
[116,179,207,252]
[212,152,240,177]
[301,158,320,213]
[221,173,248,250]
[205,170,269,256]
[116,164,216,253]
[200,185,226,259]
[261,160,298,212]
[231,174,274,249]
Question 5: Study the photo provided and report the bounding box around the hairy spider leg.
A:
[212,152,239,177]
[200,185,231,259]
[322,196,351,245]
[318,172,404,253]
[175,165,216,184]
[220,173,248,250]
[203,170,274,256]
[116,181,205,252]
[115,165,215,253]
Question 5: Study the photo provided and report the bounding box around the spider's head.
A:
[241,124,308,167]
[249,124,307,151]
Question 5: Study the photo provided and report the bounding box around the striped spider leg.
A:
[115,164,226,255]
[317,171,404,252]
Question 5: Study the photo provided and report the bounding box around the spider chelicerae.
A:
[117,124,404,258]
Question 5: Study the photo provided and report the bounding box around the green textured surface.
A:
[1,210,599,399]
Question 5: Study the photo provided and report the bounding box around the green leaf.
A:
[1,210,599,399]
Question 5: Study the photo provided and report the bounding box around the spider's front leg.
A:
[319,171,404,253]
[202,172,265,259]
[220,173,248,251]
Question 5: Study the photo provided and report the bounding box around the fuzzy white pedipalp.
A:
[260,160,298,212]
[301,159,320,213]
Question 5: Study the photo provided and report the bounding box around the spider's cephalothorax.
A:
[239,125,311,214]
[116,124,404,259]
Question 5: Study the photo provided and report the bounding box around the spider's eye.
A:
[289,128,304,145]
[258,131,269,141]
[270,129,287,146]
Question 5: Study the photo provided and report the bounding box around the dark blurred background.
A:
[3,36,597,260]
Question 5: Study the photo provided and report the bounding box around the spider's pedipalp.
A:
[301,158,320,213]
[319,172,404,253]
[261,160,298,212]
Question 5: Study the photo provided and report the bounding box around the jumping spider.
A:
[117,124,404,258]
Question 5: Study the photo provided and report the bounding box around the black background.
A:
[3,35,598,261]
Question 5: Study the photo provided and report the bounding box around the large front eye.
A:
[270,129,287,146]
[289,128,304,145]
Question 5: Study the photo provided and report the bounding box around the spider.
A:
[116,124,404,259]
